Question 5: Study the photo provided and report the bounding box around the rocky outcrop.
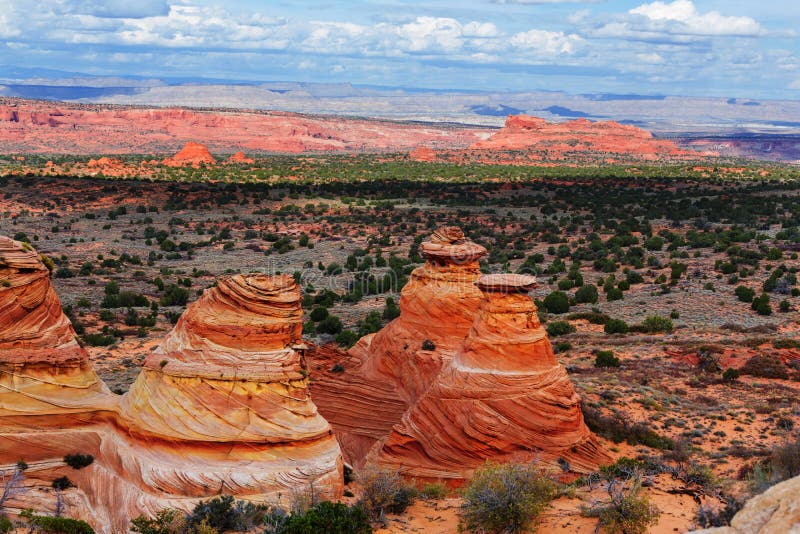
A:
[227,151,255,164]
[0,238,342,532]
[162,141,215,167]
[311,227,487,465]
[377,274,610,482]
[470,114,689,160]
[0,236,112,417]
[0,97,484,154]
[691,474,800,533]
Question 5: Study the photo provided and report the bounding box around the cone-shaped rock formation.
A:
[0,236,111,417]
[377,273,611,481]
[312,228,487,464]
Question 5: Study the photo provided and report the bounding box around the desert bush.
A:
[546,321,576,337]
[574,284,599,304]
[583,476,659,534]
[543,291,570,314]
[20,510,94,534]
[751,293,772,315]
[422,339,436,351]
[272,501,372,534]
[722,368,740,382]
[335,330,358,348]
[604,319,628,335]
[130,509,187,534]
[582,402,673,450]
[64,454,94,470]
[595,350,620,368]
[188,495,268,532]
[750,440,800,493]
[420,482,448,500]
[0,517,10,534]
[317,315,343,335]
[309,307,329,322]
[640,315,673,333]
[740,354,788,379]
[460,461,557,534]
[358,466,416,520]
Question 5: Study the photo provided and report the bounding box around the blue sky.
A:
[0,0,798,99]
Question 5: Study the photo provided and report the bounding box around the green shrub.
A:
[751,293,772,316]
[335,330,359,348]
[317,315,343,335]
[574,284,598,304]
[275,501,371,534]
[735,285,755,303]
[546,321,576,337]
[420,482,448,500]
[722,368,740,382]
[641,315,673,333]
[309,307,329,322]
[595,350,621,368]
[604,319,629,335]
[188,495,268,531]
[605,288,624,301]
[64,453,94,469]
[460,462,557,534]
[21,510,94,534]
[543,291,570,314]
[0,517,11,534]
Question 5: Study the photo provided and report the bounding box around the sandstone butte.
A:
[378,273,611,481]
[410,114,702,164]
[310,227,490,463]
[691,473,800,534]
[0,97,484,154]
[471,114,691,159]
[0,236,342,532]
[162,141,216,167]
[309,227,610,481]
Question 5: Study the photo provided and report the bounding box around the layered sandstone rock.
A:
[0,236,112,416]
[0,240,342,531]
[162,141,216,167]
[120,274,342,495]
[691,474,800,533]
[312,227,487,464]
[377,273,610,481]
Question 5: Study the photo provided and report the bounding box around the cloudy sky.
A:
[1,0,798,99]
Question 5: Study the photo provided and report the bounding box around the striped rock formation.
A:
[377,273,611,481]
[312,227,487,464]
[0,236,112,418]
[120,274,343,500]
[0,237,342,532]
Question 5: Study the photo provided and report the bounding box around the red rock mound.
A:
[162,141,216,167]
[227,151,255,164]
[471,114,690,161]
[377,273,611,481]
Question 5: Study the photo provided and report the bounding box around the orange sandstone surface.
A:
[309,228,610,481]
[0,97,484,154]
[378,273,611,481]
[0,238,342,532]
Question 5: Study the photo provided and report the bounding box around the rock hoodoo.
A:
[162,141,216,167]
[312,228,488,464]
[0,236,112,417]
[0,238,342,531]
[377,273,611,481]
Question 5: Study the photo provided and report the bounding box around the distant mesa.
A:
[163,141,215,167]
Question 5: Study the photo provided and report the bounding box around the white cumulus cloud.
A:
[510,29,582,55]
[629,0,762,37]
